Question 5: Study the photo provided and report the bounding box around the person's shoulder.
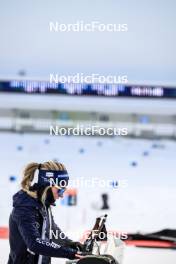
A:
[12,191,41,221]
[13,189,41,210]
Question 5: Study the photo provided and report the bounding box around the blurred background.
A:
[0,0,176,263]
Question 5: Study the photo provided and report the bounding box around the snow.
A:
[0,132,176,263]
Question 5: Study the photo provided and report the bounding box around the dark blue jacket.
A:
[8,190,77,264]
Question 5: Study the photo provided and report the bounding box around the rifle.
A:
[83,214,108,253]
[66,214,120,264]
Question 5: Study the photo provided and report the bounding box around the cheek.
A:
[52,189,59,199]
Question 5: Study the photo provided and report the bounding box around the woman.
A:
[8,161,83,264]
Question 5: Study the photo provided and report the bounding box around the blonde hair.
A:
[21,161,66,199]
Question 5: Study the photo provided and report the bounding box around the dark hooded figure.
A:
[8,161,83,264]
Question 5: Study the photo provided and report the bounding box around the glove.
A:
[67,241,84,252]
[67,248,78,260]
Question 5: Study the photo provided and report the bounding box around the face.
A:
[51,186,66,199]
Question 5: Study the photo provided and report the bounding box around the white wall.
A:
[0,93,176,115]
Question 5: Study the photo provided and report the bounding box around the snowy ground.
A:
[0,132,176,263]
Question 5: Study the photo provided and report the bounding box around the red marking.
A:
[125,240,175,248]
[0,227,9,239]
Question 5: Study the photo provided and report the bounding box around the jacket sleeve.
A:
[14,207,76,259]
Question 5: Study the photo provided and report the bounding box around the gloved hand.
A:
[67,248,78,260]
[67,241,85,252]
